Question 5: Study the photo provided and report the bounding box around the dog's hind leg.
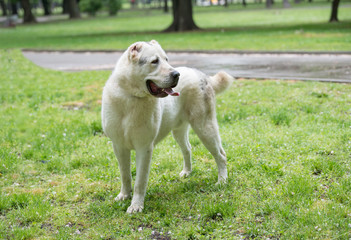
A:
[190,118,227,184]
[172,124,192,178]
[113,144,132,201]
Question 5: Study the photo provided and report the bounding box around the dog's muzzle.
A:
[146,71,180,98]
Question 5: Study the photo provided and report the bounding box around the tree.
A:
[283,0,290,8]
[21,0,36,23]
[329,0,340,22]
[0,0,7,16]
[164,0,199,32]
[68,0,81,18]
[62,0,69,14]
[79,0,102,16]
[108,0,122,16]
[11,2,18,15]
[42,0,52,15]
[266,0,273,8]
[164,0,168,12]
[224,0,228,7]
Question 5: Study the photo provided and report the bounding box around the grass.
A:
[1,49,351,239]
[1,3,351,238]
[0,3,350,51]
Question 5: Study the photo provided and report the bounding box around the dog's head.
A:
[122,40,180,98]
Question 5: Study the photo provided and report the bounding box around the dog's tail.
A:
[209,71,234,95]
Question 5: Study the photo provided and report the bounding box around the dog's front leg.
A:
[127,146,153,213]
[113,144,132,201]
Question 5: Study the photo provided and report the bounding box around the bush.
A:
[106,0,121,16]
[79,0,102,16]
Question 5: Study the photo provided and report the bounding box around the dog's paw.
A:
[126,203,144,214]
[216,176,227,185]
[115,192,131,201]
[179,170,191,178]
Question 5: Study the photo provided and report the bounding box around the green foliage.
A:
[76,0,121,17]
[1,51,351,239]
[79,0,103,16]
[106,0,122,16]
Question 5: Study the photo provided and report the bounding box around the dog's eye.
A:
[151,58,159,64]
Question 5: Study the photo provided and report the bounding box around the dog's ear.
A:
[129,42,143,61]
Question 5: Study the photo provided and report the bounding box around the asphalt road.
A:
[22,51,351,83]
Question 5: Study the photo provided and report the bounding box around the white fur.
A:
[101,41,233,213]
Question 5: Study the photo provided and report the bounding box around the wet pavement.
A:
[22,51,351,83]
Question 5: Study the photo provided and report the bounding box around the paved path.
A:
[0,15,69,25]
[23,51,351,83]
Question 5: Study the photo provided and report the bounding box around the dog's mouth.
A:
[146,80,179,98]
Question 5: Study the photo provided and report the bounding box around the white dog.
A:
[101,40,233,213]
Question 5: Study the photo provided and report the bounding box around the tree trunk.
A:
[266,0,273,8]
[11,2,18,15]
[68,0,80,19]
[164,0,199,32]
[164,0,168,12]
[0,0,7,16]
[21,0,37,23]
[224,0,228,7]
[329,0,340,22]
[42,0,51,15]
[62,0,69,14]
[10,2,18,16]
[283,0,290,8]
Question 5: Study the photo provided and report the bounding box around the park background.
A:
[1,0,351,239]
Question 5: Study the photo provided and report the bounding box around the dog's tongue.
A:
[164,88,179,96]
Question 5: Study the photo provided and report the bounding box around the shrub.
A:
[106,0,122,16]
[79,0,102,16]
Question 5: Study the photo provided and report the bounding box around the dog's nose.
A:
[171,71,180,87]
[171,71,180,81]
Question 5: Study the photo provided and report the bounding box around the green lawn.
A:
[0,3,350,51]
[1,3,351,239]
[1,50,350,239]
